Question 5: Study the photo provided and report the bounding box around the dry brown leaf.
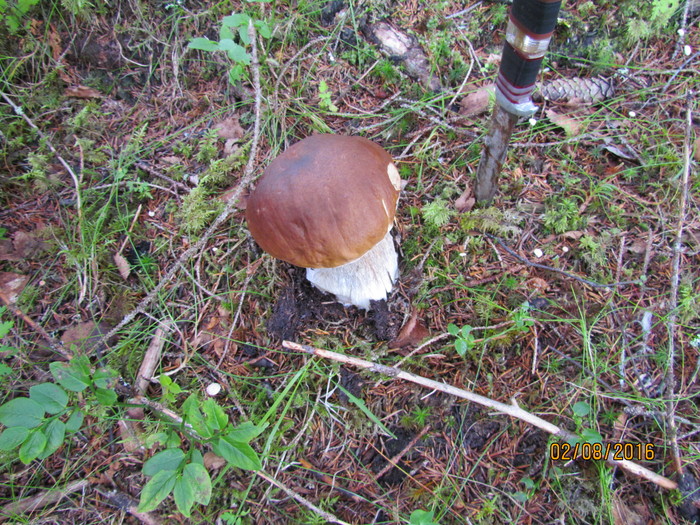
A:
[64,85,103,99]
[559,230,585,240]
[455,183,475,212]
[0,273,29,304]
[113,252,131,280]
[612,493,649,525]
[48,24,63,61]
[214,117,245,141]
[203,452,226,470]
[546,108,584,137]
[694,135,700,162]
[459,85,494,117]
[161,155,181,165]
[61,321,113,354]
[12,230,49,259]
[524,277,549,294]
[389,309,429,349]
[223,139,240,157]
[0,240,21,261]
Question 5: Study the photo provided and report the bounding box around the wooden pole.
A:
[473,0,562,204]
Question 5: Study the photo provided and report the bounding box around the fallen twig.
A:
[134,323,172,395]
[664,96,694,476]
[369,424,431,484]
[283,340,678,491]
[256,469,351,525]
[485,233,640,289]
[0,294,71,359]
[0,479,89,518]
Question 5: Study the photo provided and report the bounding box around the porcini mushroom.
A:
[246,134,401,310]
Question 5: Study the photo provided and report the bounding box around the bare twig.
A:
[485,234,640,289]
[0,295,71,359]
[100,22,264,348]
[369,424,431,484]
[664,95,693,476]
[135,324,172,395]
[284,341,678,491]
[256,470,351,525]
[0,479,89,517]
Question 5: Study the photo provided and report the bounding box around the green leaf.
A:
[225,421,267,443]
[201,398,228,432]
[455,339,467,357]
[409,509,439,525]
[137,470,178,513]
[218,39,250,64]
[143,448,186,477]
[447,323,459,336]
[0,426,29,451]
[0,397,45,428]
[228,64,246,84]
[581,428,603,445]
[39,419,66,459]
[0,363,12,376]
[572,401,590,417]
[220,24,234,41]
[19,429,47,464]
[93,368,117,389]
[0,320,12,338]
[49,360,91,392]
[182,395,211,439]
[29,383,69,414]
[183,462,211,505]
[222,13,250,29]
[254,20,272,39]
[65,410,84,433]
[188,38,220,52]
[94,387,117,406]
[215,437,261,471]
[173,474,195,517]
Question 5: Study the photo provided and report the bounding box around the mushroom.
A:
[246,134,401,310]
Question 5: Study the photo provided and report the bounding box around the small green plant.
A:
[402,406,431,429]
[422,198,453,228]
[137,394,266,517]
[0,355,117,464]
[188,12,272,84]
[195,129,221,164]
[460,207,523,238]
[318,80,338,112]
[448,323,475,358]
[409,509,440,525]
[0,308,15,378]
[625,0,681,43]
[0,0,40,33]
[543,197,585,234]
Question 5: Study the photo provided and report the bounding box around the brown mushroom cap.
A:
[246,134,400,268]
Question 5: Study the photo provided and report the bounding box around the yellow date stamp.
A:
[549,442,655,462]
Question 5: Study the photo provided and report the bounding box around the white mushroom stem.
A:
[306,231,398,310]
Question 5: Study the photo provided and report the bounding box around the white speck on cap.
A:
[387,163,401,191]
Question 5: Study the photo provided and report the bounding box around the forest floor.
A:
[0,0,699,523]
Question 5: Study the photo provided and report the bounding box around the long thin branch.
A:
[283,341,678,491]
[256,470,351,525]
[0,479,89,517]
[664,96,693,476]
[100,23,264,346]
[485,234,640,288]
